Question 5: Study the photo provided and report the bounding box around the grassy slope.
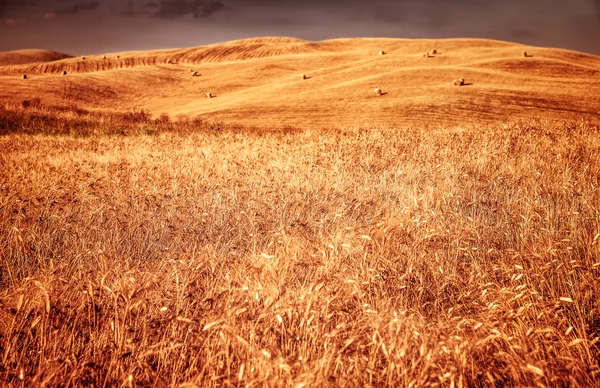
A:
[0,49,73,66]
[0,105,599,385]
[0,37,599,129]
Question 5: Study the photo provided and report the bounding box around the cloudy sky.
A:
[0,0,599,55]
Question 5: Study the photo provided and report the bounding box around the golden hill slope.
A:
[0,49,73,66]
[1,37,599,128]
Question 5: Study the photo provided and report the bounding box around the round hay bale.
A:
[374,88,383,96]
[431,49,438,55]
[453,78,465,86]
[82,56,86,60]
[102,55,106,59]
[423,52,429,57]
[192,71,200,77]
[300,74,307,80]
[522,51,528,57]
[379,51,385,55]
[206,92,213,99]
[117,55,120,59]
[22,74,27,79]
[166,59,171,64]
[62,71,67,75]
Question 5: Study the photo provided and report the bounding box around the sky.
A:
[0,0,599,55]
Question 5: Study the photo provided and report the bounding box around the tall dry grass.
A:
[0,103,599,386]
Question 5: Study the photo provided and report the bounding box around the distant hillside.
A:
[0,49,73,66]
[0,37,599,128]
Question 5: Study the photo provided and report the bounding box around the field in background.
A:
[0,104,599,386]
[2,37,600,130]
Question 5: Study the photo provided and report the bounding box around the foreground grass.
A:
[0,108,599,386]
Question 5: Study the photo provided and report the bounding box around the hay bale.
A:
[206,92,213,99]
[102,55,106,59]
[62,71,67,75]
[22,74,27,79]
[166,59,171,64]
[522,51,528,57]
[431,49,438,55]
[82,56,86,60]
[423,52,430,58]
[379,51,385,55]
[191,71,200,77]
[190,69,195,72]
[300,74,307,80]
[453,78,465,86]
[117,55,120,59]
[374,88,383,96]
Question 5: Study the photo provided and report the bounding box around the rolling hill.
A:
[0,49,73,66]
[0,37,599,129]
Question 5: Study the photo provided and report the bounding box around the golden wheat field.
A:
[1,36,600,387]
[0,103,599,387]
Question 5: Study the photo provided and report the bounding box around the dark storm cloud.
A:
[1,0,599,55]
[592,0,600,15]
[55,1,99,14]
[153,0,196,18]
[0,0,34,17]
[230,0,600,22]
[2,0,599,23]
[0,0,225,19]
[152,0,224,19]
[119,1,136,17]
[195,0,224,18]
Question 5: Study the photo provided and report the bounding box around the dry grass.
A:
[0,49,72,66]
[0,103,599,386]
[0,103,182,137]
[3,37,599,130]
